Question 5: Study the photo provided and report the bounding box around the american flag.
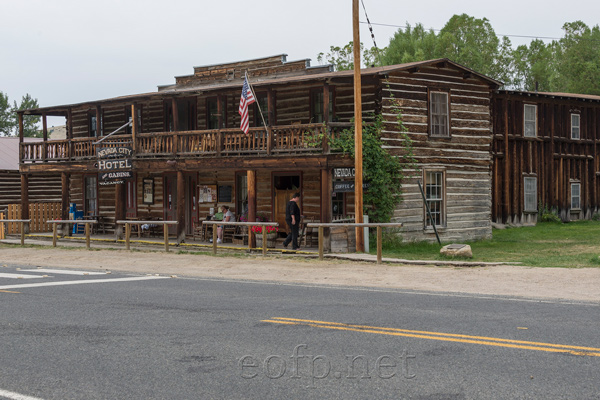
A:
[238,76,255,134]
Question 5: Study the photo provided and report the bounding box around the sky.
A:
[2,0,600,127]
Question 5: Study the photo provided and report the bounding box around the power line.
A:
[359,21,597,43]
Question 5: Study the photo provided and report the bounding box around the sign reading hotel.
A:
[97,146,133,185]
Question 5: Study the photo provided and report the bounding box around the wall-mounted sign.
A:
[333,181,370,193]
[333,167,355,179]
[98,170,133,185]
[143,178,154,204]
[97,159,132,171]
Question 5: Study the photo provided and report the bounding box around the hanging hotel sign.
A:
[96,146,133,185]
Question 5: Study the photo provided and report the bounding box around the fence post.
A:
[20,222,25,245]
[85,223,91,249]
[318,226,324,261]
[376,225,382,264]
[212,224,218,255]
[262,229,267,256]
[164,224,169,252]
[52,223,57,247]
[125,223,130,250]
[0,213,4,240]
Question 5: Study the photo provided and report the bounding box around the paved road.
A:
[0,263,599,399]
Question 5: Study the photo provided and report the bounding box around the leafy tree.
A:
[512,39,555,91]
[436,14,500,78]
[553,21,600,95]
[381,23,438,65]
[13,94,41,137]
[317,42,384,71]
[0,91,16,136]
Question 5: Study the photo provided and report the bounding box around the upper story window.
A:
[524,177,537,212]
[89,113,103,137]
[207,97,226,130]
[254,93,269,127]
[429,91,449,137]
[524,104,537,138]
[571,113,580,140]
[311,89,333,123]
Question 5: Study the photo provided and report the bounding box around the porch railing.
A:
[20,123,352,163]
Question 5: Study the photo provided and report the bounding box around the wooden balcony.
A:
[20,123,351,164]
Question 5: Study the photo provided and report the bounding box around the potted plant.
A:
[252,225,278,248]
[240,211,269,235]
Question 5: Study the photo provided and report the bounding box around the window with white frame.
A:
[524,177,537,212]
[430,92,449,137]
[571,183,581,210]
[571,113,580,139]
[424,171,445,228]
[524,104,537,138]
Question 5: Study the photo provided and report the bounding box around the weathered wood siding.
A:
[381,66,494,242]
[492,92,600,224]
[0,171,61,212]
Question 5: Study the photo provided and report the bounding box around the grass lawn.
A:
[378,220,600,268]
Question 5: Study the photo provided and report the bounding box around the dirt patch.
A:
[1,246,600,303]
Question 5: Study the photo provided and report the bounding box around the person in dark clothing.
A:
[283,192,301,250]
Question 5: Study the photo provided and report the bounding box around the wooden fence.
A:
[6,203,62,233]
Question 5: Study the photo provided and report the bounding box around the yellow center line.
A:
[0,289,20,294]
[262,318,600,357]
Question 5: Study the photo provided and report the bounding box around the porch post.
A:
[20,174,29,234]
[247,170,257,248]
[67,108,73,160]
[18,112,24,164]
[131,104,137,152]
[217,95,223,129]
[61,172,70,220]
[42,113,48,161]
[115,182,126,239]
[176,170,186,244]
[95,106,101,136]
[320,168,332,251]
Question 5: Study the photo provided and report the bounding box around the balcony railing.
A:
[20,123,352,164]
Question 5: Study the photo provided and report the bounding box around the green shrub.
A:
[592,212,600,221]
[538,203,561,223]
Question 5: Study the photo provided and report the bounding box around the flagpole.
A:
[245,72,269,133]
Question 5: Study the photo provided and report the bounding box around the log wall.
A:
[492,92,600,224]
[381,66,494,242]
[0,171,61,212]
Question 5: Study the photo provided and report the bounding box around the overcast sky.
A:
[2,0,599,126]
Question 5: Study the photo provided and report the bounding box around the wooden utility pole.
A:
[353,0,364,252]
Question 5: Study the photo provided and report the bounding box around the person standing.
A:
[283,192,301,250]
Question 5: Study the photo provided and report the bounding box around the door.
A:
[126,176,137,218]
[185,173,198,235]
[272,174,301,235]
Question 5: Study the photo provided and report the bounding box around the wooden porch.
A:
[19,123,351,164]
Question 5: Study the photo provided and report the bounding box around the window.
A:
[332,192,345,218]
[207,97,226,129]
[571,183,581,210]
[571,113,580,140]
[254,93,269,127]
[524,177,537,212]
[429,92,449,137]
[524,104,537,137]
[126,106,143,135]
[236,172,248,217]
[310,89,333,123]
[89,113,103,137]
[424,171,445,228]
[84,176,97,215]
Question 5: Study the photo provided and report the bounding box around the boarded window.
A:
[424,171,444,228]
[571,113,580,139]
[524,177,537,212]
[571,183,581,209]
[430,92,449,137]
[524,104,537,137]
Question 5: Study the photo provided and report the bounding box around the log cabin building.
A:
[17,55,502,245]
[492,90,600,224]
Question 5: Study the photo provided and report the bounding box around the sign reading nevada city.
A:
[333,167,355,178]
[97,146,133,185]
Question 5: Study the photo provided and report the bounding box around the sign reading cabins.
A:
[96,146,133,185]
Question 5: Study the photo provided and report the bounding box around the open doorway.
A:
[272,173,301,235]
